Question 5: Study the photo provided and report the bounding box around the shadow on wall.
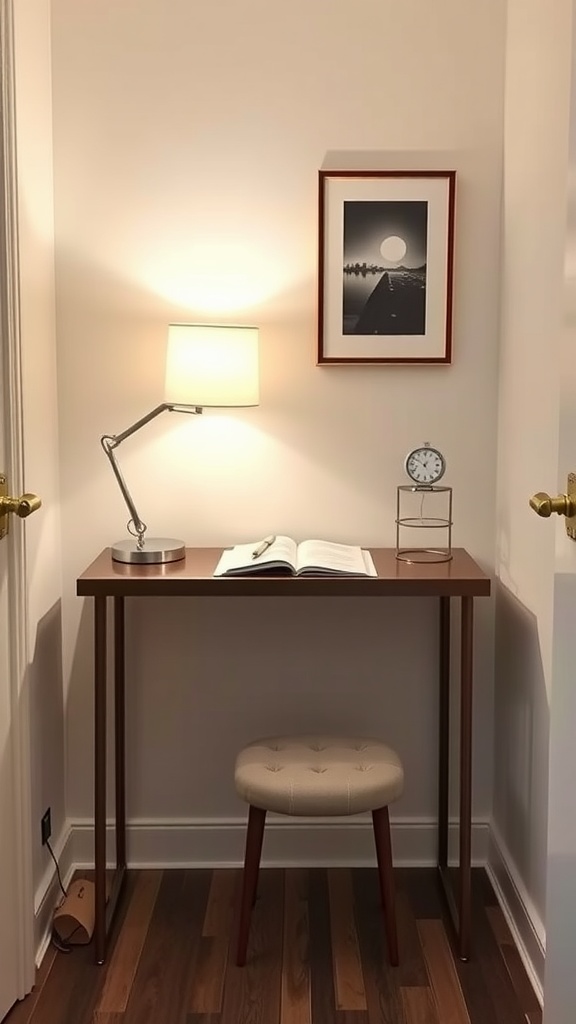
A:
[28,600,66,893]
[493,581,549,918]
[65,597,97,822]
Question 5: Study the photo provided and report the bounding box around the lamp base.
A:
[110,538,186,564]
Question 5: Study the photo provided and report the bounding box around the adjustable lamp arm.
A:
[102,322,258,564]
[101,402,201,550]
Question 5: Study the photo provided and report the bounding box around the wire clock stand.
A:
[395,485,453,563]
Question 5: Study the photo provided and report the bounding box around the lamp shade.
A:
[165,323,259,407]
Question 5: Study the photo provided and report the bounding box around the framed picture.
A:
[317,170,456,365]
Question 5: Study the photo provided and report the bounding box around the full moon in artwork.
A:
[342,198,428,336]
[380,235,407,263]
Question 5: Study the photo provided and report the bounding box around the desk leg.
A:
[438,596,451,869]
[94,596,107,965]
[100,598,128,958]
[94,596,127,965]
[437,595,474,960]
[114,597,126,871]
[458,595,474,960]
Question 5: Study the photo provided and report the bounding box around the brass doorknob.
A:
[0,475,42,540]
[0,493,42,517]
[529,491,576,518]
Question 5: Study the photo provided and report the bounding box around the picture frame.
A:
[317,170,456,365]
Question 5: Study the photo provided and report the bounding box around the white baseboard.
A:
[486,826,545,1005]
[61,813,489,868]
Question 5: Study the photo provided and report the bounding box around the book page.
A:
[213,535,298,576]
[295,539,377,577]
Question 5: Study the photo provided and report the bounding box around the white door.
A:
[539,10,576,1021]
[0,1,36,1016]
[0,363,38,1024]
[0,369,36,1020]
[541,67,576,1017]
[542,568,576,1023]
[0,418,22,1022]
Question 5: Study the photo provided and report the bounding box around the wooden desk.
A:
[77,546,491,964]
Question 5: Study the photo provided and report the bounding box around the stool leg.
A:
[236,805,267,966]
[372,806,399,966]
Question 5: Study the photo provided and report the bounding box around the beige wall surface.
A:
[50,1,505,844]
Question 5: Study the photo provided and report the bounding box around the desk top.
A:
[77,547,491,599]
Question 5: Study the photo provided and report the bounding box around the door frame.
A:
[1,0,36,997]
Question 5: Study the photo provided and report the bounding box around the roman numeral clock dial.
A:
[404,443,446,486]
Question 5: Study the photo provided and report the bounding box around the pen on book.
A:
[252,535,276,559]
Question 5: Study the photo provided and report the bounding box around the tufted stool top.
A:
[235,735,404,816]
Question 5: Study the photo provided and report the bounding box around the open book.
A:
[213,536,377,578]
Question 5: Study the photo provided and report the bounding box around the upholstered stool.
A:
[234,735,404,967]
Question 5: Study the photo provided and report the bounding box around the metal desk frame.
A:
[77,546,491,965]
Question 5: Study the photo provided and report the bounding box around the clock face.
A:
[405,446,446,485]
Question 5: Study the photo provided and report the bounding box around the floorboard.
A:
[5,868,541,1024]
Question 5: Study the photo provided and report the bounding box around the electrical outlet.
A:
[41,807,51,846]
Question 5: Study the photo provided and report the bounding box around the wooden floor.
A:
[7,867,542,1024]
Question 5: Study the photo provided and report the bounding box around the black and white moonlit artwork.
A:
[342,200,428,336]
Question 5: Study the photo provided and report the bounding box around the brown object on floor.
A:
[52,879,95,945]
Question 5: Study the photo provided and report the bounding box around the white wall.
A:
[12,0,64,923]
[50,0,505,859]
[494,0,573,984]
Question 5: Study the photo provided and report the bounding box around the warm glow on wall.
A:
[138,239,299,314]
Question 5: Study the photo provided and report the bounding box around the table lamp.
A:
[101,323,259,564]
